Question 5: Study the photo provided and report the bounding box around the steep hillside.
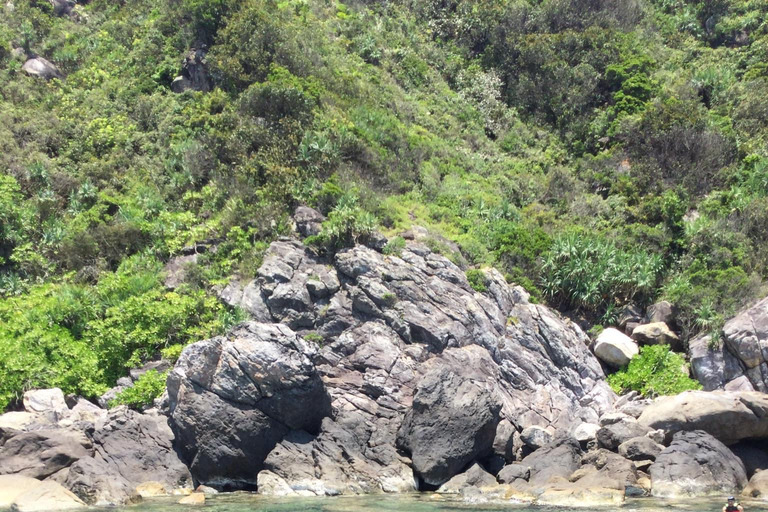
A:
[1,0,768,408]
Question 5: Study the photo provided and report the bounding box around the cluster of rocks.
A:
[593,301,681,368]
[0,388,194,508]
[5,206,768,507]
[167,230,616,497]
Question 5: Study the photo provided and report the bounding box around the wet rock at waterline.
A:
[650,430,747,497]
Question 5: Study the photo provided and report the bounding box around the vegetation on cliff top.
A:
[1,0,768,408]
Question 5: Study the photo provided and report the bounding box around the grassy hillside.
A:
[1,0,767,409]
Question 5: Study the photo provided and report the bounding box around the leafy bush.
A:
[306,196,377,250]
[608,344,702,397]
[466,269,489,293]
[383,236,406,256]
[109,370,168,409]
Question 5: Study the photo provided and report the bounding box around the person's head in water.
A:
[724,496,743,512]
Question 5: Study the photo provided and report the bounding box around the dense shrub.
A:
[608,344,702,397]
[540,234,663,315]
[109,369,168,409]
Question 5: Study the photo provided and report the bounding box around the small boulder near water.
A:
[10,481,85,512]
[436,463,497,493]
[743,470,768,498]
[0,475,44,509]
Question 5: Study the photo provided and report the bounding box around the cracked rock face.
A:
[189,239,616,493]
[166,322,331,489]
[690,296,768,391]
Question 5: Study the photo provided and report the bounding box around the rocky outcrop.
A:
[171,48,210,93]
[690,296,768,392]
[0,430,92,479]
[22,57,63,80]
[185,238,615,494]
[66,408,192,505]
[594,328,638,368]
[637,390,768,444]
[650,430,747,497]
[293,206,324,237]
[596,415,652,450]
[166,322,331,489]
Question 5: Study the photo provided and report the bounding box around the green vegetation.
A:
[466,269,489,293]
[109,370,168,409]
[1,0,768,408]
[608,345,702,397]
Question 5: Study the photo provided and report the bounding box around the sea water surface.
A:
[94,494,768,512]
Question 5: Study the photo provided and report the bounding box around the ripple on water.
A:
[90,494,768,512]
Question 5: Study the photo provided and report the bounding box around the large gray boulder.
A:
[22,389,68,416]
[396,346,502,486]
[618,436,664,461]
[167,322,331,489]
[645,301,676,326]
[689,334,752,391]
[638,391,768,444]
[22,57,62,80]
[650,430,747,497]
[514,436,582,492]
[632,323,682,352]
[0,430,92,479]
[293,206,324,238]
[519,425,553,450]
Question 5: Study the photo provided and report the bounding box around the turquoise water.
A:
[108,493,768,512]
